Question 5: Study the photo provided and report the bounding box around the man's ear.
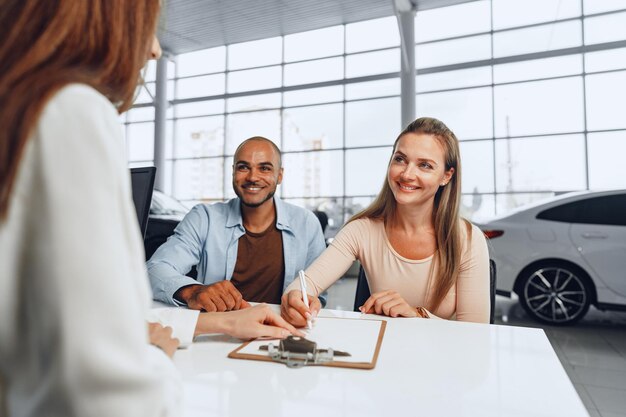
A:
[277,167,284,185]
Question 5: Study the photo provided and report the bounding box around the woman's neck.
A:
[384,200,438,260]
[390,201,435,234]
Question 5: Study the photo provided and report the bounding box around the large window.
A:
[129,2,626,232]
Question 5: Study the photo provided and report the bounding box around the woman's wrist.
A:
[195,312,227,336]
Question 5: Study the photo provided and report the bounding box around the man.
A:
[148,136,326,311]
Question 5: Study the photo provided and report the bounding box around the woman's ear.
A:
[441,167,454,186]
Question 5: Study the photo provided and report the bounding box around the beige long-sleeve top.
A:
[0,84,196,417]
[287,218,490,323]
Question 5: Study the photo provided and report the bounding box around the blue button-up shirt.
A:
[147,197,327,306]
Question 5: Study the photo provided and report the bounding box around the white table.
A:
[173,308,589,417]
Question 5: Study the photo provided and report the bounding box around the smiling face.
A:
[387,132,454,209]
[232,139,283,209]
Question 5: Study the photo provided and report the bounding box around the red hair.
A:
[0,0,160,218]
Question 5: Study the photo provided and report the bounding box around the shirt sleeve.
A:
[286,220,364,297]
[37,85,181,417]
[146,308,200,347]
[455,224,491,323]
[147,205,210,304]
[304,210,329,305]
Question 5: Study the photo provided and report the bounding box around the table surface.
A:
[173,307,589,417]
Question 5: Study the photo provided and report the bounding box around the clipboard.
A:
[228,317,386,370]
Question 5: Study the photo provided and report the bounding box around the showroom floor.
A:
[325,277,626,417]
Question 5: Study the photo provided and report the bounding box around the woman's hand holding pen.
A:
[280,290,321,327]
[360,290,429,318]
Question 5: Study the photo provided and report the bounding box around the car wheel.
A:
[518,263,591,325]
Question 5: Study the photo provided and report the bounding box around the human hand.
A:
[175,281,251,312]
[280,290,321,327]
[148,322,180,358]
[360,290,427,318]
[213,304,304,340]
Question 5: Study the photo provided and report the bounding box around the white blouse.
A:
[0,84,195,417]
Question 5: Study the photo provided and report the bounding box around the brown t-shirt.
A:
[231,222,285,304]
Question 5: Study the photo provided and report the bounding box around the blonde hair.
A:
[350,117,469,312]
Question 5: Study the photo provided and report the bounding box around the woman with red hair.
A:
[0,2,297,416]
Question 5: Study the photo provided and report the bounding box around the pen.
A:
[298,270,313,330]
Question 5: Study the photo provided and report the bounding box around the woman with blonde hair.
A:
[0,2,297,416]
[281,117,490,324]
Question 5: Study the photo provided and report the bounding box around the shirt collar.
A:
[225,197,291,231]
[225,198,243,228]
[274,197,290,231]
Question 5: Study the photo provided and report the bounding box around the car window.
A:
[579,195,626,226]
[537,194,626,226]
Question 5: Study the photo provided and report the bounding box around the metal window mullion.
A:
[342,24,348,224]
[580,0,590,191]
[222,46,230,200]
[279,36,285,199]
[415,7,626,47]
[490,0,497,214]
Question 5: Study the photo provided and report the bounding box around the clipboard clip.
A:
[259,336,350,368]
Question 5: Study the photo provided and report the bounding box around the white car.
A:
[478,190,626,325]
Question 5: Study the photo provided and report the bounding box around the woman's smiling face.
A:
[387,132,454,208]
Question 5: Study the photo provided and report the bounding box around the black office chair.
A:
[353,260,497,324]
[353,266,371,312]
[313,210,329,234]
[489,259,496,324]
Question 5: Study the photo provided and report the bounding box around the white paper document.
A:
[238,317,385,364]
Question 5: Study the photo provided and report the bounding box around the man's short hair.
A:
[233,136,282,168]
